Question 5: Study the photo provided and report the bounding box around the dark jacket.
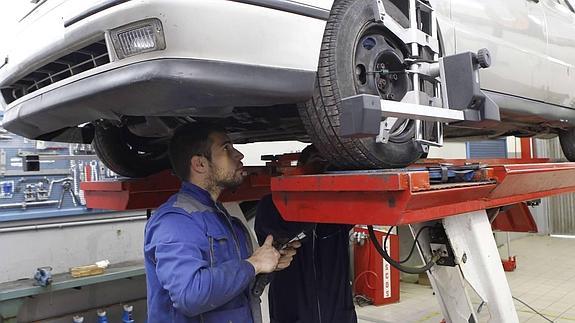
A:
[144,182,262,323]
[255,194,357,323]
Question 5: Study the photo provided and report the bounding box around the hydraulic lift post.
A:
[412,211,518,322]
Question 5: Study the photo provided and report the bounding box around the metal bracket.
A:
[340,94,465,139]
[374,0,386,22]
[375,118,398,144]
[342,0,500,149]
[428,225,456,267]
[340,49,499,148]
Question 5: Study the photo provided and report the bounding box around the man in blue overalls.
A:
[144,124,300,323]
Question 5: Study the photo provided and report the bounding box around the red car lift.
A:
[81,157,575,323]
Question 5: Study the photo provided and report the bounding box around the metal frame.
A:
[79,157,575,322]
[408,0,444,147]
[380,99,464,123]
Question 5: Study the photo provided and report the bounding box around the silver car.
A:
[1,0,575,177]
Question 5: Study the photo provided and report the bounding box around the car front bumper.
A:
[2,58,316,140]
[0,0,328,140]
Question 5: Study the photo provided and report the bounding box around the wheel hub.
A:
[354,28,412,142]
[373,50,408,100]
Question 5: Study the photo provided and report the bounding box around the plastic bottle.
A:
[97,309,109,323]
[122,304,135,323]
[72,315,84,323]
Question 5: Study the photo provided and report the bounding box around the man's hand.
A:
[275,240,302,271]
[247,235,280,274]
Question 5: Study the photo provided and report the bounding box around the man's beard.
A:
[216,175,243,189]
[209,165,243,190]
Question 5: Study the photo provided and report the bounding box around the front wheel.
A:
[92,125,170,178]
[299,0,425,169]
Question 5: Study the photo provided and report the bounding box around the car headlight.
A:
[110,18,166,60]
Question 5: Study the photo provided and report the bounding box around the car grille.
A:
[1,40,110,104]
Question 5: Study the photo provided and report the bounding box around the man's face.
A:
[206,132,245,189]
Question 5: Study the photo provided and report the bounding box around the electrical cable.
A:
[513,296,554,322]
[367,225,439,274]
[402,225,434,263]
[383,225,434,264]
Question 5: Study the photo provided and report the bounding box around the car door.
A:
[450,0,547,103]
[542,0,575,109]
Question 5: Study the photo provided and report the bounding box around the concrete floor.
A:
[355,235,575,323]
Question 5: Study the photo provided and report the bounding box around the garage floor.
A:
[355,235,575,323]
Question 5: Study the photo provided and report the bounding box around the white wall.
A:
[237,141,309,166]
[506,136,523,158]
[0,212,146,283]
[238,140,471,164]
[427,137,528,160]
[427,142,467,159]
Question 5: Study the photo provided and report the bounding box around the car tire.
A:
[559,128,575,161]
[92,125,170,177]
[299,0,425,169]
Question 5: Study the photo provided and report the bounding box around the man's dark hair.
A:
[168,123,225,181]
[297,145,319,165]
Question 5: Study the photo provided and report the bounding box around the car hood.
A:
[18,0,68,24]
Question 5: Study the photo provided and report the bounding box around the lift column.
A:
[412,210,518,322]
